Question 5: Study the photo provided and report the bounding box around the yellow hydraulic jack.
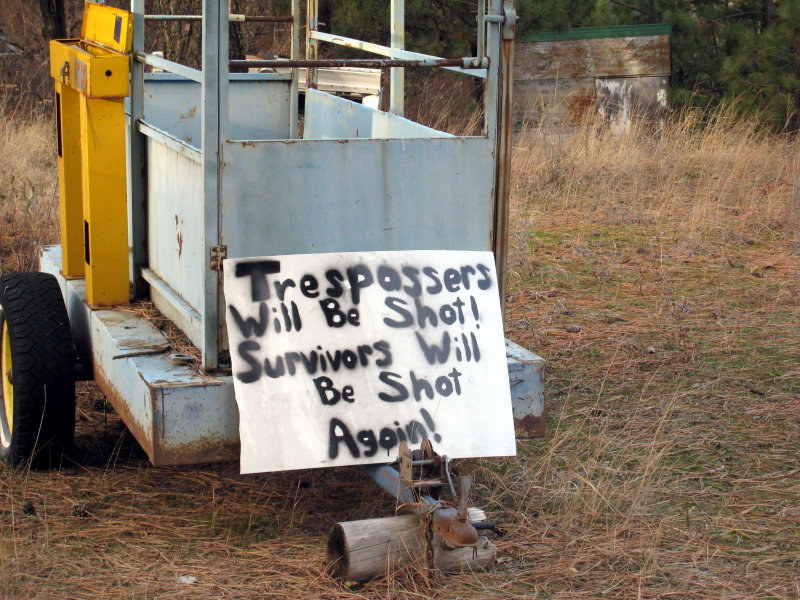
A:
[49,2,133,306]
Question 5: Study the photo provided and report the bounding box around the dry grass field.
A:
[1,104,798,599]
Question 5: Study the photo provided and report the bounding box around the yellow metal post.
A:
[55,81,85,278]
[49,3,134,307]
[79,95,129,306]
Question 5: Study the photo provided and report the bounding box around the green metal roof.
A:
[519,23,671,43]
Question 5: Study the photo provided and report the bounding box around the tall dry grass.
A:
[495,108,799,599]
[511,107,800,248]
[0,98,797,598]
[0,106,58,275]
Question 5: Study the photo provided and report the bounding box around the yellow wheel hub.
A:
[1,322,12,436]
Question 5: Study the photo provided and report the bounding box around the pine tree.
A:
[722,0,800,128]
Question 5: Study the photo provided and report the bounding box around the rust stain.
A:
[566,89,597,124]
[154,436,240,467]
[515,414,546,438]
[431,509,480,548]
[175,214,183,258]
[520,34,670,80]
[493,37,515,310]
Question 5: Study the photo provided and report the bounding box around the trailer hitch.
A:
[341,444,497,580]
[398,440,487,552]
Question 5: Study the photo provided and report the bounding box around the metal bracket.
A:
[502,0,517,41]
[210,245,227,271]
[482,1,517,42]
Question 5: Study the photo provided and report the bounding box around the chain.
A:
[424,511,435,573]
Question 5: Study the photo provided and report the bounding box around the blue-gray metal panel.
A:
[138,121,201,162]
[141,268,203,349]
[146,138,205,349]
[143,73,292,145]
[505,338,546,436]
[155,383,239,463]
[220,136,494,260]
[304,89,453,139]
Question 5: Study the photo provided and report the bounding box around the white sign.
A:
[223,250,516,473]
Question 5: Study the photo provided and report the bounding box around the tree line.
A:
[35,0,800,127]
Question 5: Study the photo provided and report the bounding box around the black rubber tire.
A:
[0,272,76,468]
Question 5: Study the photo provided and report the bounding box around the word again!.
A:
[328,408,441,459]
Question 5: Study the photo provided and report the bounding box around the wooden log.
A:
[327,514,496,582]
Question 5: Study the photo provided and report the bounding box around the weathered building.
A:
[514,24,671,131]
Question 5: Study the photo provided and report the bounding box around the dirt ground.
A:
[1,51,799,598]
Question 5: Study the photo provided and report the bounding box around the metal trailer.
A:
[0,0,544,579]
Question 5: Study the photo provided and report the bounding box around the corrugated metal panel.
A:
[515,35,671,79]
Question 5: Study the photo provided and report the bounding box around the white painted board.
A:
[223,250,516,473]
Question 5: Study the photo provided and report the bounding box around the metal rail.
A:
[145,14,293,22]
[309,30,488,78]
[230,57,488,70]
[134,51,202,82]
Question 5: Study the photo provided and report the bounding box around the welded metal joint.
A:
[210,245,227,271]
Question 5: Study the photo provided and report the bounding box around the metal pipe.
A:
[477,0,486,59]
[306,0,318,89]
[491,0,516,316]
[390,0,404,115]
[230,57,487,69]
[359,464,430,508]
[144,14,293,22]
[199,0,225,371]
[129,0,147,299]
[289,0,300,138]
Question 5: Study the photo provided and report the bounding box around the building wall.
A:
[513,30,671,130]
